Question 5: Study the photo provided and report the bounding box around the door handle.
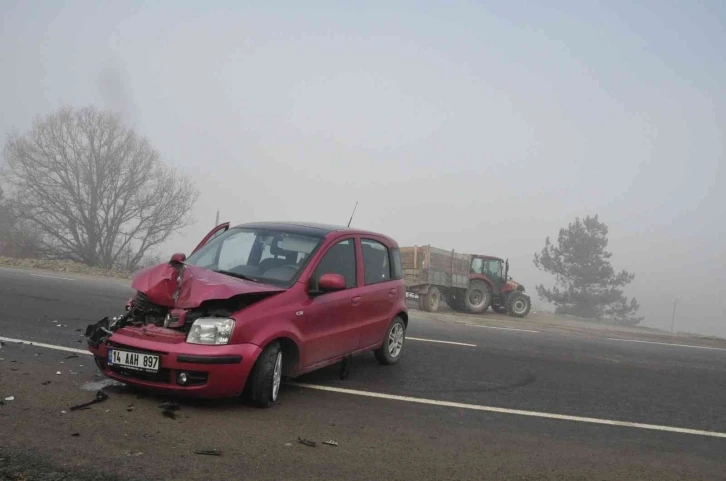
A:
[389,288,397,296]
[351,296,362,306]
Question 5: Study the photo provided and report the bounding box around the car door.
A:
[297,237,362,368]
[357,237,398,349]
[191,222,230,255]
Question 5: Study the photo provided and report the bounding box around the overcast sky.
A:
[1,1,724,336]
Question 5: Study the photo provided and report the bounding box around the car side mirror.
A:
[170,252,186,263]
[318,273,346,292]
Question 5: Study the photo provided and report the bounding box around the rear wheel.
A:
[465,281,492,313]
[445,292,467,312]
[375,317,406,365]
[507,292,531,318]
[423,287,441,312]
[247,341,283,408]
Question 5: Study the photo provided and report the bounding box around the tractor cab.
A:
[470,256,509,294]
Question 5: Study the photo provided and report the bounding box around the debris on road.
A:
[160,401,180,411]
[322,440,339,447]
[194,450,222,456]
[64,354,79,359]
[56,371,61,375]
[4,396,15,402]
[71,433,80,437]
[340,354,353,379]
[41,381,51,385]
[160,402,180,419]
[69,391,109,411]
[298,437,316,447]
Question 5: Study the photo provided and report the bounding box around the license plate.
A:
[108,349,160,372]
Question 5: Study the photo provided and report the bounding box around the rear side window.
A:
[312,239,357,288]
[361,239,391,285]
[390,247,403,280]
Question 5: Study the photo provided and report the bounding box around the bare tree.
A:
[2,105,199,270]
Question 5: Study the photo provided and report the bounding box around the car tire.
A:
[247,341,283,408]
[374,316,406,365]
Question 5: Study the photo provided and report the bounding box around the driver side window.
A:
[312,239,357,289]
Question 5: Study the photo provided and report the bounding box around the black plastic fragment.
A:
[159,401,180,411]
[69,390,109,411]
[339,354,353,380]
[298,437,316,447]
[194,450,222,456]
[71,433,80,437]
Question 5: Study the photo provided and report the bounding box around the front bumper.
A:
[88,334,262,398]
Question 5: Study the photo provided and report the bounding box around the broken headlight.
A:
[186,318,235,345]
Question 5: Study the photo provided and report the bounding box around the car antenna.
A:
[347,201,358,227]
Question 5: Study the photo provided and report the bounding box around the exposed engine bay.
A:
[85,290,272,348]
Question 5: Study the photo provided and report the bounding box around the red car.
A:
[85,222,408,407]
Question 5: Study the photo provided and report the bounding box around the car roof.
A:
[233,221,398,244]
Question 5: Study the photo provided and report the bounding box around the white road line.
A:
[30,274,75,281]
[290,383,726,439]
[607,338,726,352]
[466,323,540,333]
[0,336,91,356]
[407,337,476,347]
[6,336,725,439]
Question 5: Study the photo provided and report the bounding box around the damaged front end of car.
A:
[84,255,285,397]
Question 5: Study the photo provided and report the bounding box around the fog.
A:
[1,1,724,336]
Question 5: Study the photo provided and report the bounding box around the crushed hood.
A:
[131,262,285,309]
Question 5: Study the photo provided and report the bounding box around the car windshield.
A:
[185,227,324,287]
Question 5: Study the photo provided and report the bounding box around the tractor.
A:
[445,255,531,317]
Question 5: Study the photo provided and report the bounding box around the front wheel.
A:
[247,341,283,408]
[375,317,406,365]
[507,293,531,318]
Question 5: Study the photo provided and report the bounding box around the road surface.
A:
[1,266,725,480]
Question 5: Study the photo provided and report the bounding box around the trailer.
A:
[400,245,471,312]
[401,244,532,317]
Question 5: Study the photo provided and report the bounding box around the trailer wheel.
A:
[465,281,491,314]
[421,287,441,312]
[446,292,467,312]
[507,292,531,318]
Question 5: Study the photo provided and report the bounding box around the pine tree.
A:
[533,215,643,325]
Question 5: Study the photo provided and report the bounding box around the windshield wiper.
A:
[213,270,260,283]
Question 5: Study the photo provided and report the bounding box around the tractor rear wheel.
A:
[465,281,492,314]
[507,292,531,318]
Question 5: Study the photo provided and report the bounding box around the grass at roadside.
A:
[0,256,134,279]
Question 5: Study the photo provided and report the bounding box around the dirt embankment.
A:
[0,256,134,279]
[406,300,726,347]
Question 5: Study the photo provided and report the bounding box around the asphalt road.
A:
[1,266,725,481]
